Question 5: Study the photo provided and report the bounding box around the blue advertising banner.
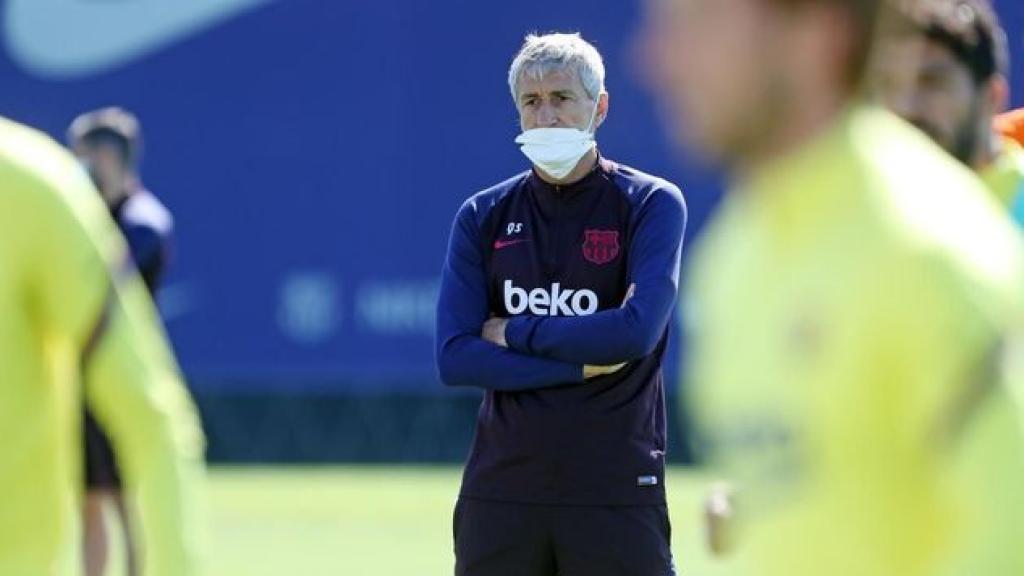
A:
[1,0,1021,389]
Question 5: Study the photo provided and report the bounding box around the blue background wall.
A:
[2,0,1021,391]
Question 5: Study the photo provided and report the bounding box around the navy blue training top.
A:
[112,188,173,294]
[436,157,687,506]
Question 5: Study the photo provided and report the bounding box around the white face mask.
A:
[515,100,600,181]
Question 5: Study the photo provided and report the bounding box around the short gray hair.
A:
[508,33,606,103]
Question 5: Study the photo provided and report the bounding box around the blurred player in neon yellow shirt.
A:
[0,115,205,575]
[639,0,1024,574]
[873,0,1024,212]
[873,5,1024,569]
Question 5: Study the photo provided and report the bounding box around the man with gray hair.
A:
[436,32,685,575]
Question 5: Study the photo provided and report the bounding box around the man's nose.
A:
[535,103,560,127]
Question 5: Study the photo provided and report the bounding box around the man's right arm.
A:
[436,198,584,390]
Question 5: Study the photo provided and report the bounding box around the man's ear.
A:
[986,73,1010,115]
[595,91,610,129]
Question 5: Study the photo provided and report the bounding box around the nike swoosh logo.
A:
[5,0,272,79]
[494,239,531,250]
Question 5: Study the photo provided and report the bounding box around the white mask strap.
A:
[585,96,602,134]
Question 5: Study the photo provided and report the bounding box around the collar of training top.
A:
[528,153,615,196]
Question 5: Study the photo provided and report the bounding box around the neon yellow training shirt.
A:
[0,116,205,576]
[686,106,1024,576]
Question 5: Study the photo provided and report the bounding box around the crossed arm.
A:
[435,187,686,392]
[435,199,586,391]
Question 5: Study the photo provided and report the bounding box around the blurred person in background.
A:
[874,0,1024,214]
[640,0,1024,574]
[0,114,204,574]
[68,107,175,576]
[69,107,173,293]
[436,32,686,576]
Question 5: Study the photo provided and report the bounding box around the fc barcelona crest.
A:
[582,229,620,265]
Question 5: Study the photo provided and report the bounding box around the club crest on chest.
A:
[582,229,620,265]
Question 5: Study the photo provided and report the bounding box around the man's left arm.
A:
[500,185,686,365]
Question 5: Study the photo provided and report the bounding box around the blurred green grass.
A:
[106,466,729,575]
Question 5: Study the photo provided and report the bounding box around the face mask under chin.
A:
[516,101,601,181]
